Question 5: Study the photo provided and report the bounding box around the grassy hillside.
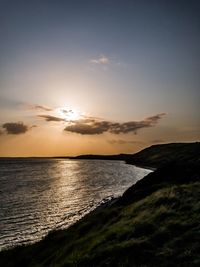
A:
[0,142,200,266]
[66,142,200,169]
[0,162,199,267]
[126,142,200,168]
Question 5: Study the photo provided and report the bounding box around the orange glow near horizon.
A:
[0,1,199,157]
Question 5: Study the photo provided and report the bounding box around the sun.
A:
[56,107,82,121]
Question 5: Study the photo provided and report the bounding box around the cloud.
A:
[90,55,110,65]
[145,113,166,123]
[27,104,53,111]
[61,109,73,115]
[64,113,166,135]
[65,120,110,135]
[38,115,66,122]
[2,122,32,135]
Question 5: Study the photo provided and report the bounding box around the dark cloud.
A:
[64,113,166,135]
[28,104,53,111]
[65,120,110,135]
[2,122,30,134]
[145,113,166,123]
[38,115,66,122]
[61,109,73,114]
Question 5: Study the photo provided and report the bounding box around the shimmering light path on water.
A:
[0,159,151,250]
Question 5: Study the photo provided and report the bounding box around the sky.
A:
[0,0,199,156]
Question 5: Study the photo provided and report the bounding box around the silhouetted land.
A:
[68,142,200,168]
[0,142,200,266]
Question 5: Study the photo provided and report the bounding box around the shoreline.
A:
[0,143,199,266]
[0,163,151,252]
[125,161,156,171]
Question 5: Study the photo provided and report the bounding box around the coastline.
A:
[125,161,156,171]
[1,162,199,267]
[0,143,199,266]
[0,163,150,252]
[0,161,150,252]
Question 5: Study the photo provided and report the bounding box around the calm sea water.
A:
[0,158,151,250]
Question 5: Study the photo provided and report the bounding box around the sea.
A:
[0,158,151,250]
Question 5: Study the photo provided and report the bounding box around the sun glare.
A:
[57,107,82,121]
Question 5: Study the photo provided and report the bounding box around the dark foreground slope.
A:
[0,162,200,267]
[1,143,200,266]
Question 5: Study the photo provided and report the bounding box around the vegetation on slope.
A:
[0,162,200,267]
[126,142,200,168]
[67,142,200,169]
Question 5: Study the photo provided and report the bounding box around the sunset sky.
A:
[0,0,199,156]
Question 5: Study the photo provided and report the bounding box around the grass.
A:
[68,142,200,169]
[127,142,200,168]
[0,162,200,267]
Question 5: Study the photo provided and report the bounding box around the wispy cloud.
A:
[38,115,66,122]
[27,104,53,111]
[90,55,110,65]
[37,111,166,135]
[1,122,35,135]
[64,113,166,135]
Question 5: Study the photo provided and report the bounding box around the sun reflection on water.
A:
[0,158,151,250]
